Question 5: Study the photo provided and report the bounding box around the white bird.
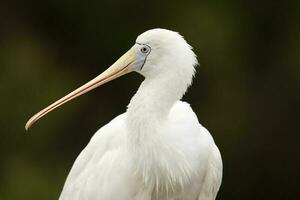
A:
[25,29,222,200]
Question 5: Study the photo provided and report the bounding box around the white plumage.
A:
[26,29,222,200]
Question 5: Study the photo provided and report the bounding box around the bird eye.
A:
[140,46,149,54]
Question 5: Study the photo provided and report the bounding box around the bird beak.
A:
[25,48,136,130]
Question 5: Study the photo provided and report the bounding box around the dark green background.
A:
[1,0,299,199]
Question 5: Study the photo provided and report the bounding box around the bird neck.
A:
[126,73,187,144]
[125,74,192,189]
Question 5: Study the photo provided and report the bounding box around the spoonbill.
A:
[25,29,222,200]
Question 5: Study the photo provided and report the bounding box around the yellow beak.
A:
[25,48,136,130]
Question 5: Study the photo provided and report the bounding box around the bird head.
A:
[135,29,197,79]
[25,28,198,130]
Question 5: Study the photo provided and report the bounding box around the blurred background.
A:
[0,0,299,199]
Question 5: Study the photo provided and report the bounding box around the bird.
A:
[25,28,222,200]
